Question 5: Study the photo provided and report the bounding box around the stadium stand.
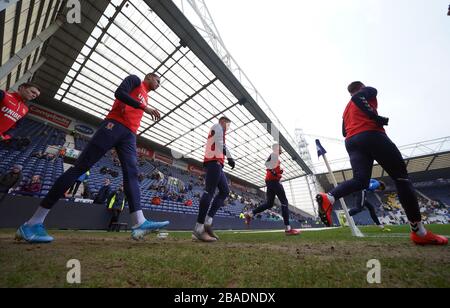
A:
[0,118,310,225]
[0,118,66,197]
[335,185,450,227]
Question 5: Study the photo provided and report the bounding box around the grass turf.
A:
[0,225,449,288]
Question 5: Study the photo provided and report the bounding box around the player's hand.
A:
[227,158,235,170]
[376,116,389,126]
[0,134,11,142]
[144,107,161,121]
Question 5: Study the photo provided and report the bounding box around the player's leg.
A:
[245,181,277,225]
[204,169,230,240]
[115,130,169,241]
[316,134,374,226]
[373,134,447,245]
[194,162,221,242]
[365,201,382,226]
[276,183,300,235]
[349,191,366,217]
[16,121,119,243]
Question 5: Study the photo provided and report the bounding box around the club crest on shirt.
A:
[106,122,115,130]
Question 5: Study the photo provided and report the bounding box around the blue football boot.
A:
[131,219,170,241]
[16,224,54,244]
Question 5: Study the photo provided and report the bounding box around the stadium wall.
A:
[0,195,302,231]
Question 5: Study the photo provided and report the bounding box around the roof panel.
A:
[19,0,309,189]
[429,153,450,171]
[406,156,433,173]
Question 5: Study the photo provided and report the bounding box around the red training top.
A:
[0,90,28,140]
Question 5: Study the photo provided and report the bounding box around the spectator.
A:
[138,173,145,183]
[58,147,67,158]
[21,175,42,194]
[151,196,161,206]
[32,151,44,159]
[107,185,126,232]
[110,170,119,178]
[0,165,23,193]
[3,137,31,151]
[94,178,112,205]
[45,153,56,162]
[162,192,168,201]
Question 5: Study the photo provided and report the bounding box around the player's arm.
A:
[223,144,235,169]
[351,87,389,126]
[4,117,25,140]
[265,153,278,175]
[212,125,225,159]
[223,144,233,160]
[115,75,161,121]
[143,105,161,121]
[114,75,144,109]
[214,125,235,169]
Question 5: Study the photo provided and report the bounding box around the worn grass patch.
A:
[0,225,449,288]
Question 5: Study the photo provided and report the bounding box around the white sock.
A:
[285,225,292,231]
[378,225,384,229]
[205,216,213,226]
[327,193,336,205]
[195,223,205,234]
[27,207,50,226]
[410,222,427,237]
[131,210,146,228]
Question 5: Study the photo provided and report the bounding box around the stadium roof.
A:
[5,0,312,188]
[0,0,64,90]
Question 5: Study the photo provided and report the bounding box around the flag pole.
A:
[316,140,364,237]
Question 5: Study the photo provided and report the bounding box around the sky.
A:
[205,0,450,164]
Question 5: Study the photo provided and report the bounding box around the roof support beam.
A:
[140,77,218,137]
[426,155,438,172]
[145,0,312,175]
[164,97,238,148]
[11,57,47,90]
[59,0,127,102]
[0,18,63,81]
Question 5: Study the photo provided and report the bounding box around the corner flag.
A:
[315,139,364,238]
[316,139,327,158]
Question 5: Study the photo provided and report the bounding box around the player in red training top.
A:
[16,74,170,244]
[244,144,300,236]
[192,116,235,242]
[0,83,40,141]
[316,81,447,246]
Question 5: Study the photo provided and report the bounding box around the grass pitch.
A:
[0,225,449,288]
